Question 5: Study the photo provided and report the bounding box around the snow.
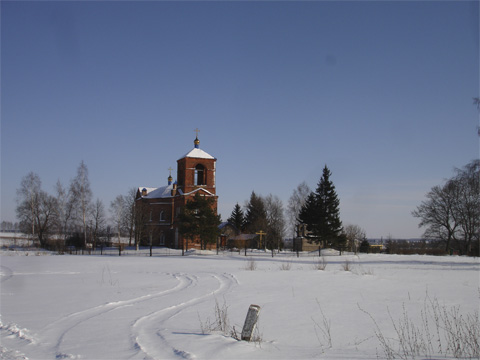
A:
[139,185,174,199]
[0,249,478,359]
[180,147,215,160]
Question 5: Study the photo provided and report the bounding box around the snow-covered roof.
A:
[183,187,216,197]
[138,185,215,199]
[179,147,215,160]
[138,185,173,199]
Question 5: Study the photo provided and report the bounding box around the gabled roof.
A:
[182,187,216,197]
[137,185,215,199]
[179,147,215,160]
[138,185,173,199]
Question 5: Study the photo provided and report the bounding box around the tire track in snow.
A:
[0,265,13,283]
[131,272,239,360]
[35,272,194,359]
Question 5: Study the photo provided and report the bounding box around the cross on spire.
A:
[193,129,200,148]
[168,167,173,176]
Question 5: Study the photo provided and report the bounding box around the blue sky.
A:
[1,1,478,239]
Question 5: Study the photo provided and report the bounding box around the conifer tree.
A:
[228,203,244,233]
[178,193,221,251]
[299,165,343,248]
[298,192,318,238]
[243,191,268,236]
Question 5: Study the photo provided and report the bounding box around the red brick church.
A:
[135,133,218,249]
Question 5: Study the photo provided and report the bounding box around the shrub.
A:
[244,258,257,271]
[313,257,328,271]
[359,293,480,359]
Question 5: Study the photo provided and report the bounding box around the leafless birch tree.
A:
[264,194,286,253]
[91,198,106,249]
[16,172,41,239]
[70,161,92,247]
[286,181,311,239]
[16,173,57,247]
[54,180,76,242]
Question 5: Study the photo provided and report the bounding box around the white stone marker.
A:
[241,304,261,341]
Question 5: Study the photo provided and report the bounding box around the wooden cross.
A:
[194,128,200,137]
[256,230,267,249]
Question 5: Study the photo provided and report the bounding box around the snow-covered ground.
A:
[0,248,478,359]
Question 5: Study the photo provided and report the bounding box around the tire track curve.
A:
[131,272,239,360]
[35,272,195,359]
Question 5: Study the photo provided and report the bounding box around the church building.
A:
[135,134,217,249]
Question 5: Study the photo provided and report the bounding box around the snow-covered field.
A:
[1,248,478,360]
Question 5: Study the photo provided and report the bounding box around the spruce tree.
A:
[298,192,318,240]
[243,191,268,235]
[228,203,245,233]
[178,193,221,251]
[298,165,343,248]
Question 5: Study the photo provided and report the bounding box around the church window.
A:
[160,211,165,222]
[194,164,206,185]
[160,232,165,246]
[149,211,152,222]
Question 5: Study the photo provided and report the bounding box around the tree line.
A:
[14,161,363,252]
[227,191,287,251]
[227,165,367,253]
[0,221,20,232]
[14,158,478,256]
[15,161,138,250]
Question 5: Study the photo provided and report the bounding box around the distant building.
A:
[135,135,217,249]
[218,222,238,248]
[294,224,320,252]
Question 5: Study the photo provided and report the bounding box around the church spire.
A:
[168,167,173,185]
[194,128,200,148]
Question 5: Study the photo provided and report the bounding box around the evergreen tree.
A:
[178,193,221,251]
[298,165,343,248]
[298,192,318,239]
[243,191,268,236]
[359,239,370,253]
[227,203,244,233]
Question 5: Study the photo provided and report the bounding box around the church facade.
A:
[135,135,218,249]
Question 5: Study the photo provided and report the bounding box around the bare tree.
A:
[110,195,125,247]
[91,198,106,249]
[286,181,311,240]
[54,180,75,242]
[16,176,57,248]
[343,224,366,253]
[70,161,93,247]
[412,183,459,253]
[16,172,41,239]
[34,191,58,247]
[264,194,286,254]
[123,188,137,246]
[451,160,479,254]
[474,97,480,110]
[134,199,149,247]
[413,160,479,255]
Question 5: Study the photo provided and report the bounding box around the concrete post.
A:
[241,304,261,341]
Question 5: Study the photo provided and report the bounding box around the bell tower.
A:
[177,130,216,195]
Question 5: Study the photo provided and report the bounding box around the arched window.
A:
[194,164,206,185]
[159,211,165,222]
